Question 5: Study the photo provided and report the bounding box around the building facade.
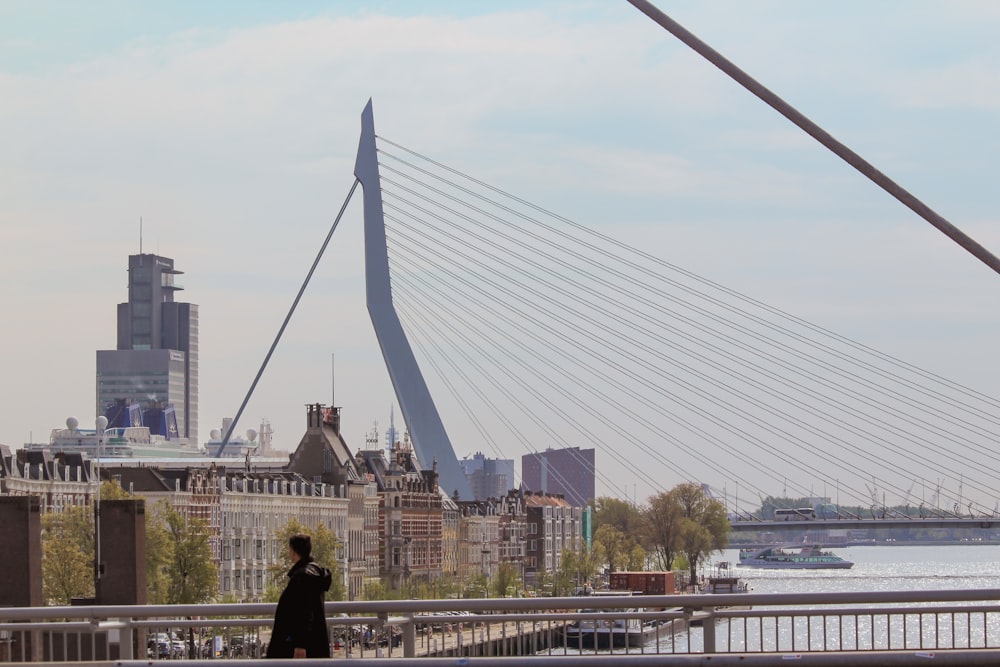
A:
[523,491,583,585]
[356,436,444,591]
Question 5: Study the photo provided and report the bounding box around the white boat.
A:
[738,544,854,569]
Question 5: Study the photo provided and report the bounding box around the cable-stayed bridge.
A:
[330,102,999,519]
[214,98,998,522]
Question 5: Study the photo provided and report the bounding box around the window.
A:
[131,317,151,334]
[131,285,152,300]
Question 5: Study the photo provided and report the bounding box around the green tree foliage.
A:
[555,546,601,595]
[270,518,345,601]
[461,572,489,598]
[491,561,523,598]
[530,567,553,597]
[592,524,641,573]
[362,579,386,601]
[145,510,172,604]
[626,543,647,571]
[645,490,682,571]
[100,479,133,500]
[645,483,729,584]
[146,500,218,604]
[591,497,644,536]
[41,506,94,604]
[669,483,729,586]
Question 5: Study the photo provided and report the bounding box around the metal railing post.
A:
[703,606,717,653]
[402,613,416,658]
[119,617,134,660]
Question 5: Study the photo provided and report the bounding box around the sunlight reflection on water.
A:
[551,545,1000,655]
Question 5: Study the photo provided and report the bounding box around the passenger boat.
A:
[738,544,853,569]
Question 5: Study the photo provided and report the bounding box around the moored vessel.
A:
[564,609,664,648]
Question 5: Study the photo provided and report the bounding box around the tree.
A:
[530,567,553,597]
[645,490,682,571]
[146,500,217,604]
[362,579,386,601]
[626,543,647,571]
[461,572,489,598]
[491,561,523,598]
[591,497,644,536]
[41,506,94,604]
[669,483,729,586]
[144,511,172,605]
[593,524,635,573]
[556,546,601,594]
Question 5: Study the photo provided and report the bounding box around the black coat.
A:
[266,558,332,658]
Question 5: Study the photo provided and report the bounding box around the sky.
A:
[2,1,999,503]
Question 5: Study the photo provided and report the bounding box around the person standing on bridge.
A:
[266,534,332,659]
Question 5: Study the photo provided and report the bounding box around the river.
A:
[552,545,1000,655]
[718,544,1000,594]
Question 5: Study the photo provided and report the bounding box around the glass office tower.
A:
[96,253,198,443]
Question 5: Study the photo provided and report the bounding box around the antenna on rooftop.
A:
[139,216,143,254]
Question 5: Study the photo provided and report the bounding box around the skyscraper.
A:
[521,447,595,508]
[96,253,198,443]
[460,451,516,501]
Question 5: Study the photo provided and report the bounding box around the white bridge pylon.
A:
[354,99,473,500]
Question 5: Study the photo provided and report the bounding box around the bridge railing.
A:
[3,589,1000,662]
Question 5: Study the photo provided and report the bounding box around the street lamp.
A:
[94,415,109,585]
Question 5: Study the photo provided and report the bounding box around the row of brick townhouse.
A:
[0,403,585,601]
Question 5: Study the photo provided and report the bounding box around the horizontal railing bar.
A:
[6,588,1000,621]
[718,604,1000,618]
[25,651,1000,666]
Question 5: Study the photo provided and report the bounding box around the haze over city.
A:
[2,1,999,504]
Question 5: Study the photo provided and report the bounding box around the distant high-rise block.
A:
[521,447,595,508]
[96,253,198,443]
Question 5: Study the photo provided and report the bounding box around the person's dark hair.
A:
[289,534,312,559]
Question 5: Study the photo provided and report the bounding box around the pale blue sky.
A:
[2,1,998,501]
